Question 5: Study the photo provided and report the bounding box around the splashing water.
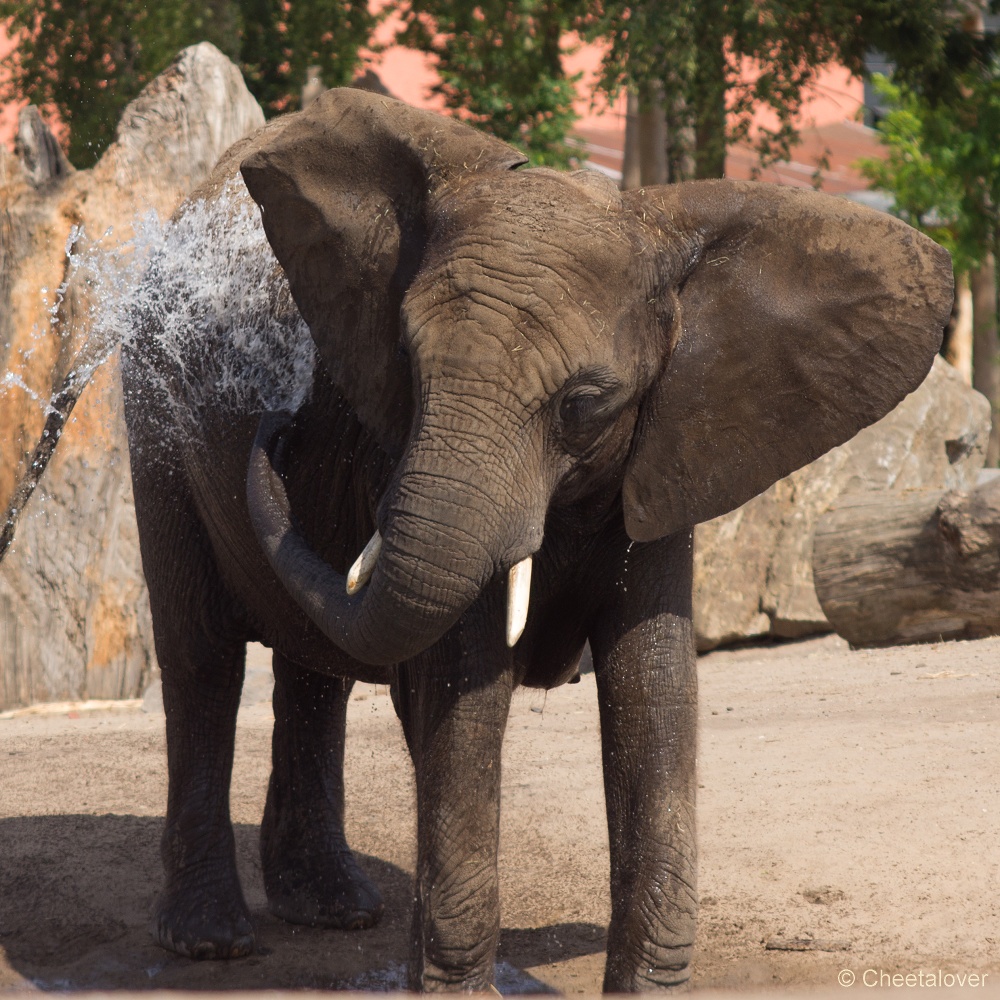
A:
[12,175,313,423]
[0,175,316,561]
[0,371,44,405]
[125,176,315,426]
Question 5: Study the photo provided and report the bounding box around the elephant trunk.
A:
[247,410,525,666]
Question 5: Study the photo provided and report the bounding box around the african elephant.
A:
[114,88,952,989]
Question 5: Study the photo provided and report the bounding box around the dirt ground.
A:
[1,632,997,994]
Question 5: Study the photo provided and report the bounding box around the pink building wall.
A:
[0,24,20,150]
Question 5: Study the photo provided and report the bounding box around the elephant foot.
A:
[410,971,499,993]
[622,971,691,993]
[152,881,255,959]
[604,955,692,993]
[264,848,383,930]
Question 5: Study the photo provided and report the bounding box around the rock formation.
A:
[0,43,264,710]
[693,357,991,650]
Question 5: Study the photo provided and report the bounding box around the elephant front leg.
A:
[394,653,514,991]
[590,529,698,992]
[260,650,383,929]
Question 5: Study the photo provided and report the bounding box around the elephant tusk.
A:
[506,556,532,648]
[346,530,382,595]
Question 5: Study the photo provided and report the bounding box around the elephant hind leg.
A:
[260,650,383,930]
[153,633,254,960]
[125,342,256,958]
[137,482,255,959]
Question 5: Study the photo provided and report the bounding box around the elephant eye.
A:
[560,386,605,426]
[557,373,624,455]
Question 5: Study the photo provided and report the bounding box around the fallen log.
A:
[813,476,1000,647]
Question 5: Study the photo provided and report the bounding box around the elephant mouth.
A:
[346,528,533,647]
[247,410,536,667]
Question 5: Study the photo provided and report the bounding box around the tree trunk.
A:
[692,11,727,180]
[813,477,1000,648]
[637,82,667,186]
[664,98,694,183]
[971,253,999,465]
[944,271,973,384]
[622,86,669,190]
[621,91,642,191]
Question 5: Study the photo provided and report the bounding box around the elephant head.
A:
[241,88,953,667]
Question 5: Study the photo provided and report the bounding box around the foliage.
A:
[858,9,1000,275]
[5,0,991,183]
[0,0,240,166]
[858,18,1000,465]
[0,0,378,167]
[395,0,583,168]
[576,0,958,180]
[857,77,972,273]
[239,0,378,115]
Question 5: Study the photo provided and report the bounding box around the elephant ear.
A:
[622,180,954,543]
[240,88,526,457]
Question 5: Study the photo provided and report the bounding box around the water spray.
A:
[0,176,316,564]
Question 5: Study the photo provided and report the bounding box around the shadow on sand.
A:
[0,814,604,991]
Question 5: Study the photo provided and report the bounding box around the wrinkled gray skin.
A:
[119,89,953,990]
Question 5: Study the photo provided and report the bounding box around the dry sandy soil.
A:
[1,633,997,994]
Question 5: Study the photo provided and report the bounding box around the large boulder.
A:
[0,44,264,710]
[694,356,991,651]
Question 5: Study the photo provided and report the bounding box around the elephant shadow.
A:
[0,814,604,991]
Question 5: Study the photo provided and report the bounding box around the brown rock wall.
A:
[0,44,264,710]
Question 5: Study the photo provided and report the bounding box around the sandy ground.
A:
[0,633,997,994]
